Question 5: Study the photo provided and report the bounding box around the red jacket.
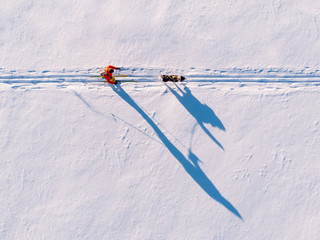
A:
[103,65,120,84]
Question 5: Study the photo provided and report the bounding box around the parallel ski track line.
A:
[1,74,320,84]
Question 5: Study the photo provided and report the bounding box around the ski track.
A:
[1,67,320,90]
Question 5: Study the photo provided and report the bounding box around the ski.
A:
[116,80,138,82]
[100,80,138,83]
[91,75,129,78]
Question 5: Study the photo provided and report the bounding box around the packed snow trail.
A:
[1,67,320,86]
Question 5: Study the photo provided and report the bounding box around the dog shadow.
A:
[166,83,225,150]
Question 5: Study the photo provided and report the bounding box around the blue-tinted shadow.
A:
[166,84,225,150]
[111,85,242,220]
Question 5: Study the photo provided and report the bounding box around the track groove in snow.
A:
[1,68,320,86]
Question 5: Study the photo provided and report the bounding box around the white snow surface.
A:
[1,1,320,240]
[1,0,320,70]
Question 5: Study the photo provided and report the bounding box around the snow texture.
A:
[1,1,320,240]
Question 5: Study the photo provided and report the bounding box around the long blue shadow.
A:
[166,84,225,150]
[111,85,242,219]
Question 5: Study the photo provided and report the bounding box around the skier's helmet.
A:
[109,68,114,73]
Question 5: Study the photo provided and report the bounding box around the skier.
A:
[101,65,121,84]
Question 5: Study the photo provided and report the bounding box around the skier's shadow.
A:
[166,83,225,150]
[111,85,242,220]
